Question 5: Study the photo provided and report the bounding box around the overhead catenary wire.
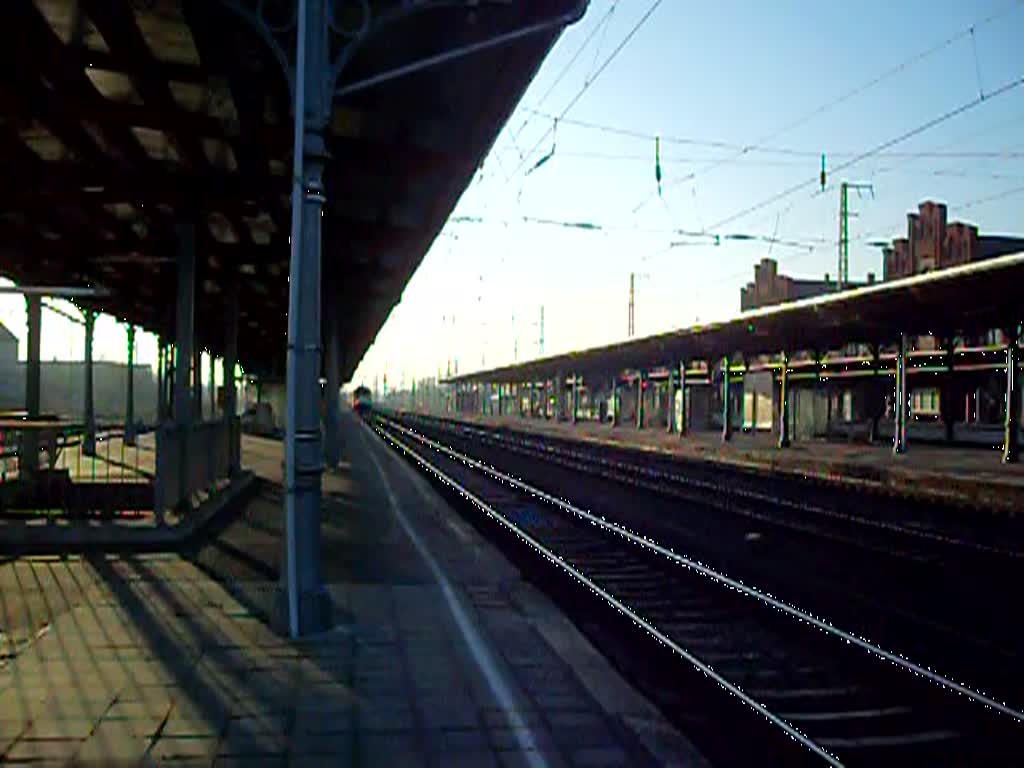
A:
[865,111,1024,180]
[586,0,616,83]
[490,145,1024,177]
[512,0,619,134]
[952,183,1024,212]
[790,173,1024,266]
[447,212,830,249]
[707,124,1024,267]
[705,72,1024,232]
[508,110,1024,160]
[503,0,665,185]
[631,0,1024,214]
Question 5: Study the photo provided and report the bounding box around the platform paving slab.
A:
[0,413,707,767]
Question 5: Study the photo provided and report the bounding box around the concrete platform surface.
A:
[434,411,1024,514]
[0,411,705,767]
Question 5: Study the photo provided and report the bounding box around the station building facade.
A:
[736,201,1024,444]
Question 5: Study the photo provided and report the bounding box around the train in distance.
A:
[352,385,372,415]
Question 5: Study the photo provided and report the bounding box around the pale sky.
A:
[350,0,1024,391]
[3,1,1022,397]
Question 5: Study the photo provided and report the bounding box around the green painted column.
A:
[894,333,908,455]
[778,351,790,448]
[868,343,882,444]
[125,325,136,446]
[677,362,687,437]
[665,367,675,433]
[721,355,732,442]
[23,295,42,479]
[636,371,645,430]
[1004,327,1020,464]
[83,308,96,456]
[611,377,619,427]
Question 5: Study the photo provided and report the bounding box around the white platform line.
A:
[358,421,548,768]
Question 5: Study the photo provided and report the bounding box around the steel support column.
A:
[194,347,204,422]
[611,377,619,427]
[666,367,675,433]
[942,337,956,443]
[747,361,756,433]
[209,350,216,418]
[636,371,645,430]
[174,221,196,428]
[23,295,42,479]
[324,310,341,468]
[165,343,176,422]
[721,355,732,442]
[778,351,791,448]
[125,325,136,446]
[156,340,166,425]
[570,375,577,424]
[678,362,687,437]
[274,0,333,638]
[559,375,565,421]
[868,343,882,444]
[1004,327,1021,464]
[224,282,240,476]
[83,309,96,456]
[894,333,908,455]
[169,220,198,525]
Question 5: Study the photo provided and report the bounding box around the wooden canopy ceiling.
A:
[0,0,583,378]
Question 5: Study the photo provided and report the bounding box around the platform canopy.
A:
[0,0,584,379]
[449,251,1024,384]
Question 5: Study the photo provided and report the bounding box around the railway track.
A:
[373,414,1024,766]
[393,412,1024,707]
[404,414,1022,564]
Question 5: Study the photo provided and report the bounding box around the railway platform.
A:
[0,411,702,766]
[429,411,1024,514]
[0,430,253,553]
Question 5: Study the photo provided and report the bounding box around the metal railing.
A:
[0,420,153,519]
[154,418,238,519]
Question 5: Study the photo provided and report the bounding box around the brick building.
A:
[740,258,874,311]
[883,200,1024,280]
[735,201,1024,442]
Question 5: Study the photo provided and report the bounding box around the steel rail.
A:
[443,418,1021,560]
[373,419,844,766]
[382,415,1024,725]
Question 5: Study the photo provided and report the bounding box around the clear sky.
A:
[2,1,1021,397]
[350,0,1024,392]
